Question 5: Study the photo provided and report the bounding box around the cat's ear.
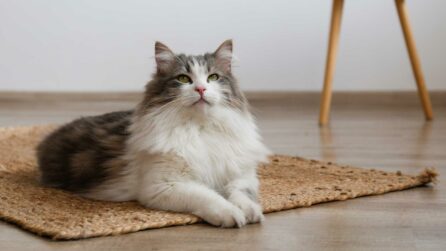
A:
[155,41,176,74]
[214,39,233,72]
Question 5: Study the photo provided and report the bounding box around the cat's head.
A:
[141,40,247,115]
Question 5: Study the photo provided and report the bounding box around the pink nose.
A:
[195,86,206,96]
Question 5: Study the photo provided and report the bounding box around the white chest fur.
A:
[128,106,269,191]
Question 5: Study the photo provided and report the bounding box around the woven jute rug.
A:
[0,125,437,240]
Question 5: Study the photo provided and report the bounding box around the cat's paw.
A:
[198,204,247,228]
[232,199,264,224]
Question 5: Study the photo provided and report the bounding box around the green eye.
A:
[207,74,219,82]
[176,75,191,84]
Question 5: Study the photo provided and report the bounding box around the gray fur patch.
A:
[37,111,132,192]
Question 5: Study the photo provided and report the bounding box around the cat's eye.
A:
[207,74,219,82]
[176,75,192,84]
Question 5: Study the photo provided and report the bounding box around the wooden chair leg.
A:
[319,0,345,126]
[395,0,434,120]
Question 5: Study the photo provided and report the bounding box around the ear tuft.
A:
[214,39,233,72]
[155,41,175,74]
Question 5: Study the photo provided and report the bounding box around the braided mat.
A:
[0,125,437,240]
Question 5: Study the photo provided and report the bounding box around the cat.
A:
[37,40,270,228]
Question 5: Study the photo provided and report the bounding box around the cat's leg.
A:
[225,173,264,224]
[135,155,247,228]
[138,181,246,228]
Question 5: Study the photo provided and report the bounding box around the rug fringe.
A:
[417,168,438,184]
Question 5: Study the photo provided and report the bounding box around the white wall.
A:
[0,0,445,92]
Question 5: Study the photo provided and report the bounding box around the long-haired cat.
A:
[37,40,270,227]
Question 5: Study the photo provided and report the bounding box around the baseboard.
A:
[0,91,445,106]
[0,91,142,102]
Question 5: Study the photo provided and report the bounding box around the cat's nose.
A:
[195,86,206,96]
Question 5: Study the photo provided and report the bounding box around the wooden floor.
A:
[0,92,445,251]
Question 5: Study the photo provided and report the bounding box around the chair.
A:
[319,0,434,125]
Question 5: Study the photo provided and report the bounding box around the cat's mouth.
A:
[192,97,211,106]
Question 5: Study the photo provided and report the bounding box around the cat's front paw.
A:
[197,204,247,228]
[232,199,264,224]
